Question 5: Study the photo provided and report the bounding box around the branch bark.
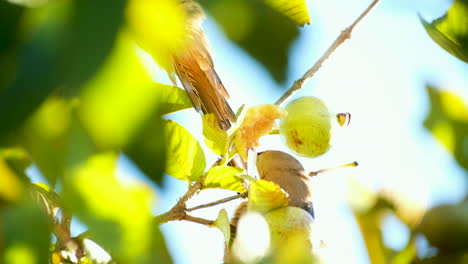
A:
[275,0,380,106]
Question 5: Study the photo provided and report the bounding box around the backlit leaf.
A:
[80,31,187,149]
[203,166,245,192]
[1,195,51,264]
[248,178,288,213]
[202,114,229,155]
[0,0,125,140]
[164,120,206,181]
[420,0,468,62]
[214,209,231,246]
[126,0,188,71]
[424,85,468,171]
[62,153,170,263]
[201,0,299,82]
[264,0,310,25]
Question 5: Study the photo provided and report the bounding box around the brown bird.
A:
[173,0,235,130]
[256,150,314,217]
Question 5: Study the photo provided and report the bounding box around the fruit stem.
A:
[309,161,358,177]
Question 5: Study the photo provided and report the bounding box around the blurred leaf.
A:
[214,209,231,247]
[424,85,468,171]
[354,210,387,264]
[164,120,206,181]
[201,0,300,82]
[203,166,246,192]
[29,182,61,218]
[1,195,51,264]
[391,236,417,264]
[264,0,311,25]
[80,31,189,149]
[202,114,229,155]
[353,197,395,264]
[420,0,468,62]
[126,0,188,71]
[0,0,125,140]
[0,2,23,88]
[0,147,31,179]
[124,117,166,186]
[18,97,72,185]
[0,159,24,203]
[62,153,170,263]
[247,177,289,213]
[6,0,50,8]
[419,202,468,253]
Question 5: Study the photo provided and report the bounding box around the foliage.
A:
[1,0,467,263]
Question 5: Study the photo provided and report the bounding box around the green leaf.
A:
[203,166,246,192]
[164,120,206,181]
[29,182,62,217]
[1,195,51,264]
[124,117,166,186]
[201,0,299,83]
[18,97,72,185]
[0,1,24,89]
[62,153,171,263]
[247,178,289,213]
[126,0,189,71]
[264,0,310,25]
[202,114,229,155]
[420,0,468,63]
[214,209,231,247]
[79,31,177,149]
[0,158,24,203]
[0,148,31,179]
[0,0,125,140]
[158,84,193,115]
[423,85,468,171]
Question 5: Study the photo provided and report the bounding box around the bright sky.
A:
[152,0,468,263]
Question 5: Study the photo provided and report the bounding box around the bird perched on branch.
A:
[256,150,315,217]
[173,0,235,130]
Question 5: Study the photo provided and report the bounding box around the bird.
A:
[229,150,314,253]
[173,0,235,130]
[256,150,314,218]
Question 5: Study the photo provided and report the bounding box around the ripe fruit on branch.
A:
[280,96,332,157]
[264,206,314,249]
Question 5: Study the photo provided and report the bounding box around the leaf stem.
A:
[274,0,380,106]
[186,192,247,212]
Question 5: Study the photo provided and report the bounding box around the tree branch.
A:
[182,215,215,226]
[274,0,380,106]
[186,192,247,212]
[155,175,207,225]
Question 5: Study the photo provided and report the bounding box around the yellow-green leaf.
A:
[126,0,188,71]
[62,153,169,263]
[0,158,23,202]
[202,114,229,155]
[420,0,468,62]
[248,178,288,213]
[80,31,190,149]
[264,0,310,25]
[164,120,206,181]
[214,209,231,246]
[203,166,246,192]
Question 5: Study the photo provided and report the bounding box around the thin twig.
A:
[183,215,215,226]
[275,0,380,106]
[186,192,247,212]
[155,175,207,225]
